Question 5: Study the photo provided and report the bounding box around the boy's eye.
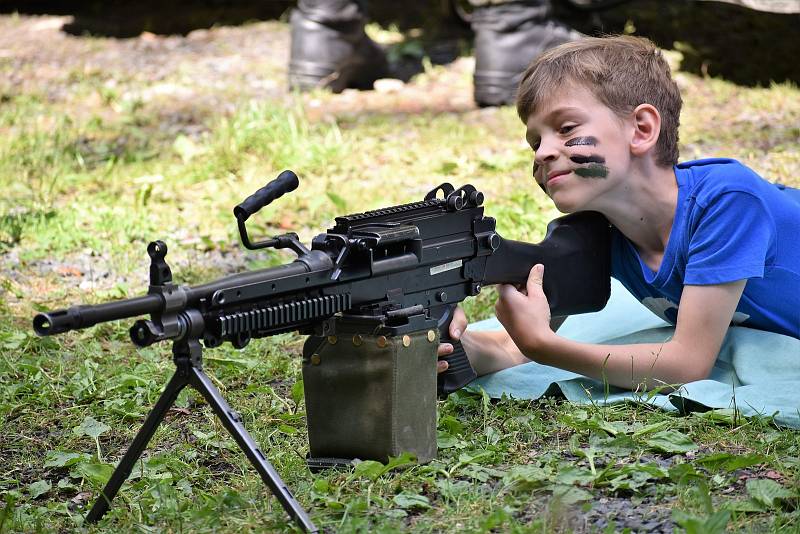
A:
[558,124,576,134]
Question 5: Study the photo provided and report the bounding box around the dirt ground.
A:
[0,13,480,127]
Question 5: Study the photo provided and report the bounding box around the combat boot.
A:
[471,1,581,107]
[288,0,388,93]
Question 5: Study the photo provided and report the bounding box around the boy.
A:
[438,35,800,391]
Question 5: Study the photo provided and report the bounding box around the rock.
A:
[373,78,405,94]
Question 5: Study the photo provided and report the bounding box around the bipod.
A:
[85,334,318,533]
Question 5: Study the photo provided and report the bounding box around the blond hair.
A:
[516,35,682,167]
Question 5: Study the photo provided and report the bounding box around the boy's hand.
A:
[495,264,553,355]
[437,306,467,374]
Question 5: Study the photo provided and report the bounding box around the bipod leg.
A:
[86,366,189,523]
[189,364,318,533]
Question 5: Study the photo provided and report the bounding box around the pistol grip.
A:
[437,331,477,398]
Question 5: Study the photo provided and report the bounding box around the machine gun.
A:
[33,170,611,532]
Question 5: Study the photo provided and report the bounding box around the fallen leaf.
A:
[71,491,92,505]
[55,266,83,277]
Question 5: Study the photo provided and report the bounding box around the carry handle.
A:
[234,170,299,222]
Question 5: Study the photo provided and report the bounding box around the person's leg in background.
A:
[469,0,581,106]
[287,0,581,106]
[288,0,388,93]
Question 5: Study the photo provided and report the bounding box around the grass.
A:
[2,18,800,533]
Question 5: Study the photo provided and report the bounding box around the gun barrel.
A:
[33,294,163,336]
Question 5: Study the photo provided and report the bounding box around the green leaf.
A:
[278,424,297,435]
[695,452,766,472]
[723,499,767,513]
[312,478,330,493]
[480,507,512,529]
[383,508,408,519]
[43,450,92,468]
[437,432,463,449]
[1,332,28,350]
[345,497,369,514]
[326,191,348,211]
[672,509,730,534]
[599,463,668,492]
[435,479,472,500]
[595,434,636,455]
[57,477,77,491]
[668,462,702,484]
[631,420,671,437]
[438,415,464,435]
[115,374,150,388]
[554,465,595,486]
[72,416,111,440]
[587,415,629,436]
[352,452,416,481]
[384,452,417,472]
[204,355,257,369]
[437,161,458,175]
[27,480,51,499]
[325,499,345,510]
[456,449,494,467]
[485,425,502,445]
[354,460,385,481]
[704,510,731,534]
[503,465,551,490]
[549,484,593,505]
[291,380,304,406]
[462,465,502,482]
[692,408,740,424]
[71,462,114,487]
[190,429,234,449]
[644,430,698,454]
[392,492,431,510]
[746,479,795,508]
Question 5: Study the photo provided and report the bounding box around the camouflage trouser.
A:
[299,0,799,15]
[468,0,800,12]
[299,0,544,12]
[698,0,800,13]
[468,0,541,5]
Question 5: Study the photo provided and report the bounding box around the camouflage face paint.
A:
[569,154,605,165]
[564,136,599,147]
[574,164,609,178]
[566,138,608,178]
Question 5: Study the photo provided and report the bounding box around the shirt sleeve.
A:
[684,191,775,285]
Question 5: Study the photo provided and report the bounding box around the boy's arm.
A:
[495,265,746,390]
[437,309,568,377]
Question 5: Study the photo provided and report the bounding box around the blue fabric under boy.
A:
[469,278,800,428]
[611,158,800,338]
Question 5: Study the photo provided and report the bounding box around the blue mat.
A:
[469,279,800,428]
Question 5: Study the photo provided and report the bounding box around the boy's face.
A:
[525,83,632,213]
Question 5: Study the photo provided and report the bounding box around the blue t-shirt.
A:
[611,158,800,339]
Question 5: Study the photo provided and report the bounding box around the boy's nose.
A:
[534,137,560,166]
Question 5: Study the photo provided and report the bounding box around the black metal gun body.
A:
[32,172,611,531]
[35,179,610,389]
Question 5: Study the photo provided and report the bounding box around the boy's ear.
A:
[629,104,661,157]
